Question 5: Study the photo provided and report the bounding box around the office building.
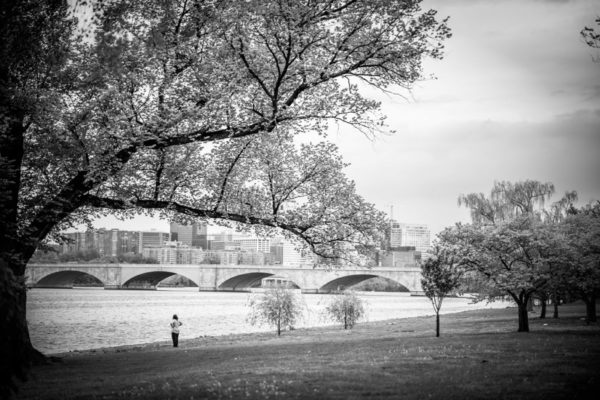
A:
[142,241,206,264]
[138,230,171,252]
[282,239,317,267]
[234,237,271,253]
[170,222,208,249]
[389,222,431,254]
[61,228,168,257]
[379,247,419,267]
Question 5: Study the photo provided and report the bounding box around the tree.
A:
[453,180,569,332]
[325,290,365,329]
[247,287,303,336]
[561,202,600,322]
[1,0,77,394]
[1,0,450,391]
[537,191,579,319]
[420,243,462,337]
[443,217,563,332]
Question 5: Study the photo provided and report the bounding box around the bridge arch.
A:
[35,270,105,288]
[123,271,199,288]
[219,272,273,290]
[318,274,410,293]
[218,272,301,291]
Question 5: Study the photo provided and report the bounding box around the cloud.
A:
[335,108,600,234]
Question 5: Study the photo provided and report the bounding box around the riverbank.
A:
[18,303,600,399]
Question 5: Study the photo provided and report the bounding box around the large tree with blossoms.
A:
[0,0,450,393]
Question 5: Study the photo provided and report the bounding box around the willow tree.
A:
[0,0,451,392]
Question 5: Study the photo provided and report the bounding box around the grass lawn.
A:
[17,302,600,399]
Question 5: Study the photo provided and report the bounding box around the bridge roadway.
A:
[25,262,424,294]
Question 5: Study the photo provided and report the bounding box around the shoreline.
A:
[29,287,507,356]
[50,304,516,358]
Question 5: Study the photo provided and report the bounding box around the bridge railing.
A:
[27,262,421,271]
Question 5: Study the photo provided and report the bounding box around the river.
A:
[26,288,510,354]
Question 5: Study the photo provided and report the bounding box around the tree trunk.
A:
[435,312,440,337]
[344,313,347,330]
[584,294,597,323]
[517,301,530,332]
[0,263,45,397]
[539,293,547,319]
[277,319,281,336]
[552,292,559,319]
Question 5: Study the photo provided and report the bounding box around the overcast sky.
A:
[93,0,600,237]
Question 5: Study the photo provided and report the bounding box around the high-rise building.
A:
[170,222,208,249]
[389,222,430,254]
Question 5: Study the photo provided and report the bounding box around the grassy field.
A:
[17,302,600,399]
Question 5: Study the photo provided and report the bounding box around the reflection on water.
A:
[26,288,510,354]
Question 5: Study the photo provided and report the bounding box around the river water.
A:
[26,288,510,354]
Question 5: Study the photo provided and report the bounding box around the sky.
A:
[92,0,600,237]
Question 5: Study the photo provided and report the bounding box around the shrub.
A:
[325,291,365,329]
[247,287,303,336]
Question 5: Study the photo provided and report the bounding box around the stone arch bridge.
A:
[26,263,424,294]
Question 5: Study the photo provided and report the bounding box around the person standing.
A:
[170,314,182,347]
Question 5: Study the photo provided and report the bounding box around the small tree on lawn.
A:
[420,244,462,337]
[325,291,365,330]
[247,287,303,336]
